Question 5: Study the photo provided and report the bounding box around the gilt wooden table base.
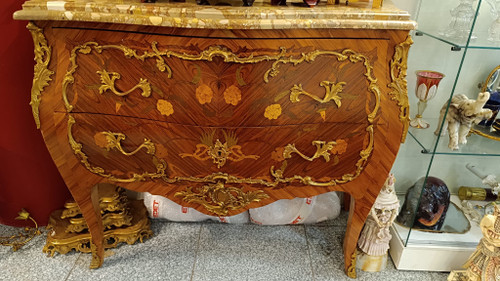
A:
[15,1,415,277]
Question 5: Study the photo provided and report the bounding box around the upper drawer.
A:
[60,29,388,127]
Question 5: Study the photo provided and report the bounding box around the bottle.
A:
[458,186,499,201]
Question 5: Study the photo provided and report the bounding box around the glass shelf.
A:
[394,196,482,248]
[415,30,500,51]
[415,0,500,50]
[392,0,500,271]
[407,118,500,156]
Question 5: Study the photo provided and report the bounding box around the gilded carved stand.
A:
[43,185,153,257]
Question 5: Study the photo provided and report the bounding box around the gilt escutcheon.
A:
[175,181,269,216]
[179,130,259,168]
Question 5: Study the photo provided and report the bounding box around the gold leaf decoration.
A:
[95,132,155,156]
[196,84,213,104]
[180,130,259,168]
[347,251,357,278]
[27,23,54,129]
[289,81,345,107]
[208,140,231,168]
[89,241,102,269]
[175,182,269,216]
[43,203,153,257]
[78,46,92,54]
[264,104,282,120]
[15,209,30,221]
[223,85,242,106]
[156,99,174,116]
[283,141,337,162]
[1,208,41,251]
[388,36,413,143]
[97,70,151,98]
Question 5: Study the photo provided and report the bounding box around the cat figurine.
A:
[434,92,492,150]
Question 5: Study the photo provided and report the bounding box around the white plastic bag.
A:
[214,212,249,224]
[142,191,340,225]
[142,193,250,223]
[302,191,342,224]
[142,193,210,222]
[249,192,341,225]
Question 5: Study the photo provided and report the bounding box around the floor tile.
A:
[305,225,450,281]
[0,226,80,281]
[66,221,200,281]
[193,224,313,281]
[1,212,454,281]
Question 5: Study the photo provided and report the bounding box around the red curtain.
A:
[0,1,71,226]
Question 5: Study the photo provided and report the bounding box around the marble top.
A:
[13,0,416,30]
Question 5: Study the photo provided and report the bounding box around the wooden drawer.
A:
[69,113,372,187]
[60,28,386,127]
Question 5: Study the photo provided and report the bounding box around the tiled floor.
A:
[0,212,449,281]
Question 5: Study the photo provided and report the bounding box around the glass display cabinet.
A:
[389,0,500,271]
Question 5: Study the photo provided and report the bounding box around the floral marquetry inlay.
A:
[330,139,348,154]
[264,104,282,120]
[156,99,174,116]
[223,85,242,106]
[196,84,214,104]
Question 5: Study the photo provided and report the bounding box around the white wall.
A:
[391,0,419,19]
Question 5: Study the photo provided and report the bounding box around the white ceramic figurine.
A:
[448,204,500,281]
[435,92,493,150]
[356,174,400,272]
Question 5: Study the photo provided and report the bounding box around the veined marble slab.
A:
[14,0,416,30]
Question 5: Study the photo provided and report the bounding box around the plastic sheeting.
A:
[142,191,341,225]
[249,192,341,225]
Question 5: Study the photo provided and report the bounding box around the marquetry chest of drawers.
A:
[15,0,415,277]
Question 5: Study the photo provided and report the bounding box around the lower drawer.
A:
[68,113,373,188]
